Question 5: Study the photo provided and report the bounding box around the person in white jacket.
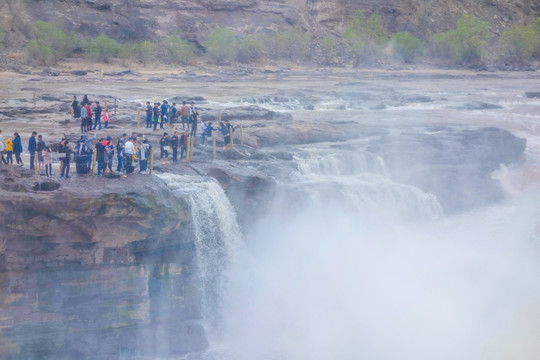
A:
[0,129,6,164]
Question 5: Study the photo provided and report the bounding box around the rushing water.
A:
[152,72,540,360]
[156,174,242,330]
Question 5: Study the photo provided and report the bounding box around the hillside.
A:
[1,0,539,48]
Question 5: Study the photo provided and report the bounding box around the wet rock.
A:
[525,92,540,98]
[367,126,526,213]
[103,69,141,77]
[71,70,88,76]
[42,67,60,76]
[203,161,277,228]
[169,95,207,104]
[461,101,504,110]
[201,105,293,123]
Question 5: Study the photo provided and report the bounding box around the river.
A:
[154,70,540,359]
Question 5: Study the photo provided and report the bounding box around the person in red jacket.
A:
[84,104,93,132]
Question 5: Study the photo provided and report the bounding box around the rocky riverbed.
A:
[0,65,537,359]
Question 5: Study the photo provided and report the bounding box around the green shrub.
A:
[344,10,387,66]
[126,41,156,63]
[272,26,311,61]
[237,35,264,63]
[391,31,424,62]
[498,24,537,62]
[25,39,54,64]
[25,20,78,64]
[320,37,337,65]
[430,15,491,65]
[164,31,194,64]
[85,34,122,62]
[204,27,237,64]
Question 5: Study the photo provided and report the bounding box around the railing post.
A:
[91,151,97,176]
[187,136,191,163]
[34,153,38,180]
[240,123,243,145]
[212,134,216,160]
[149,148,154,174]
[137,108,141,129]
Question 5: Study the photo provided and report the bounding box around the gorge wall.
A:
[0,169,207,359]
[0,0,539,49]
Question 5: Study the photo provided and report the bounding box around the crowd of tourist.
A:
[0,95,237,180]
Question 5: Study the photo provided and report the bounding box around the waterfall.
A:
[156,173,242,327]
[292,149,443,221]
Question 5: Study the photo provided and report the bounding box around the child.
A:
[43,146,52,177]
[103,109,110,129]
[6,137,13,165]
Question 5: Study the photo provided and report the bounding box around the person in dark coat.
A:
[171,131,179,162]
[72,96,81,118]
[93,101,102,130]
[159,132,169,165]
[28,131,37,169]
[36,134,46,171]
[95,138,105,176]
[12,132,23,166]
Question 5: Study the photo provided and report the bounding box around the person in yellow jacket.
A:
[5,136,13,165]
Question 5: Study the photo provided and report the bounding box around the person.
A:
[36,134,46,171]
[180,130,189,161]
[116,134,127,172]
[93,101,102,130]
[0,129,6,165]
[75,139,90,175]
[72,96,81,118]
[139,139,151,174]
[159,132,169,165]
[171,131,179,162]
[5,136,13,165]
[124,137,136,175]
[103,136,114,175]
[79,102,87,133]
[200,120,208,146]
[169,102,177,128]
[60,139,73,179]
[204,121,216,146]
[219,121,230,149]
[42,146,52,177]
[13,132,23,166]
[83,133,96,171]
[28,131,37,170]
[95,138,106,176]
[190,107,199,138]
[160,100,169,129]
[145,101,152,128]
[84,103,93,133]
[103,108,110,129]
[153,102,160,131]
[81,94,90,106]
[180,101,189,131]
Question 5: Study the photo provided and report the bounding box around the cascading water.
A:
[209,145,540,360]
[156,173,242,330]
[289,148,443,221]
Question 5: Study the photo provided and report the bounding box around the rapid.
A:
[160,71,540,360]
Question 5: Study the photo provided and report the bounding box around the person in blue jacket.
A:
[28,131,37,169]
[12,132,23,166]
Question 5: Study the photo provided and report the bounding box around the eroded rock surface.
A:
[0,168,207,359]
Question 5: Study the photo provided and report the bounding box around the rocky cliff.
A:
[0,0,539,48]
[0,167,207,359]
